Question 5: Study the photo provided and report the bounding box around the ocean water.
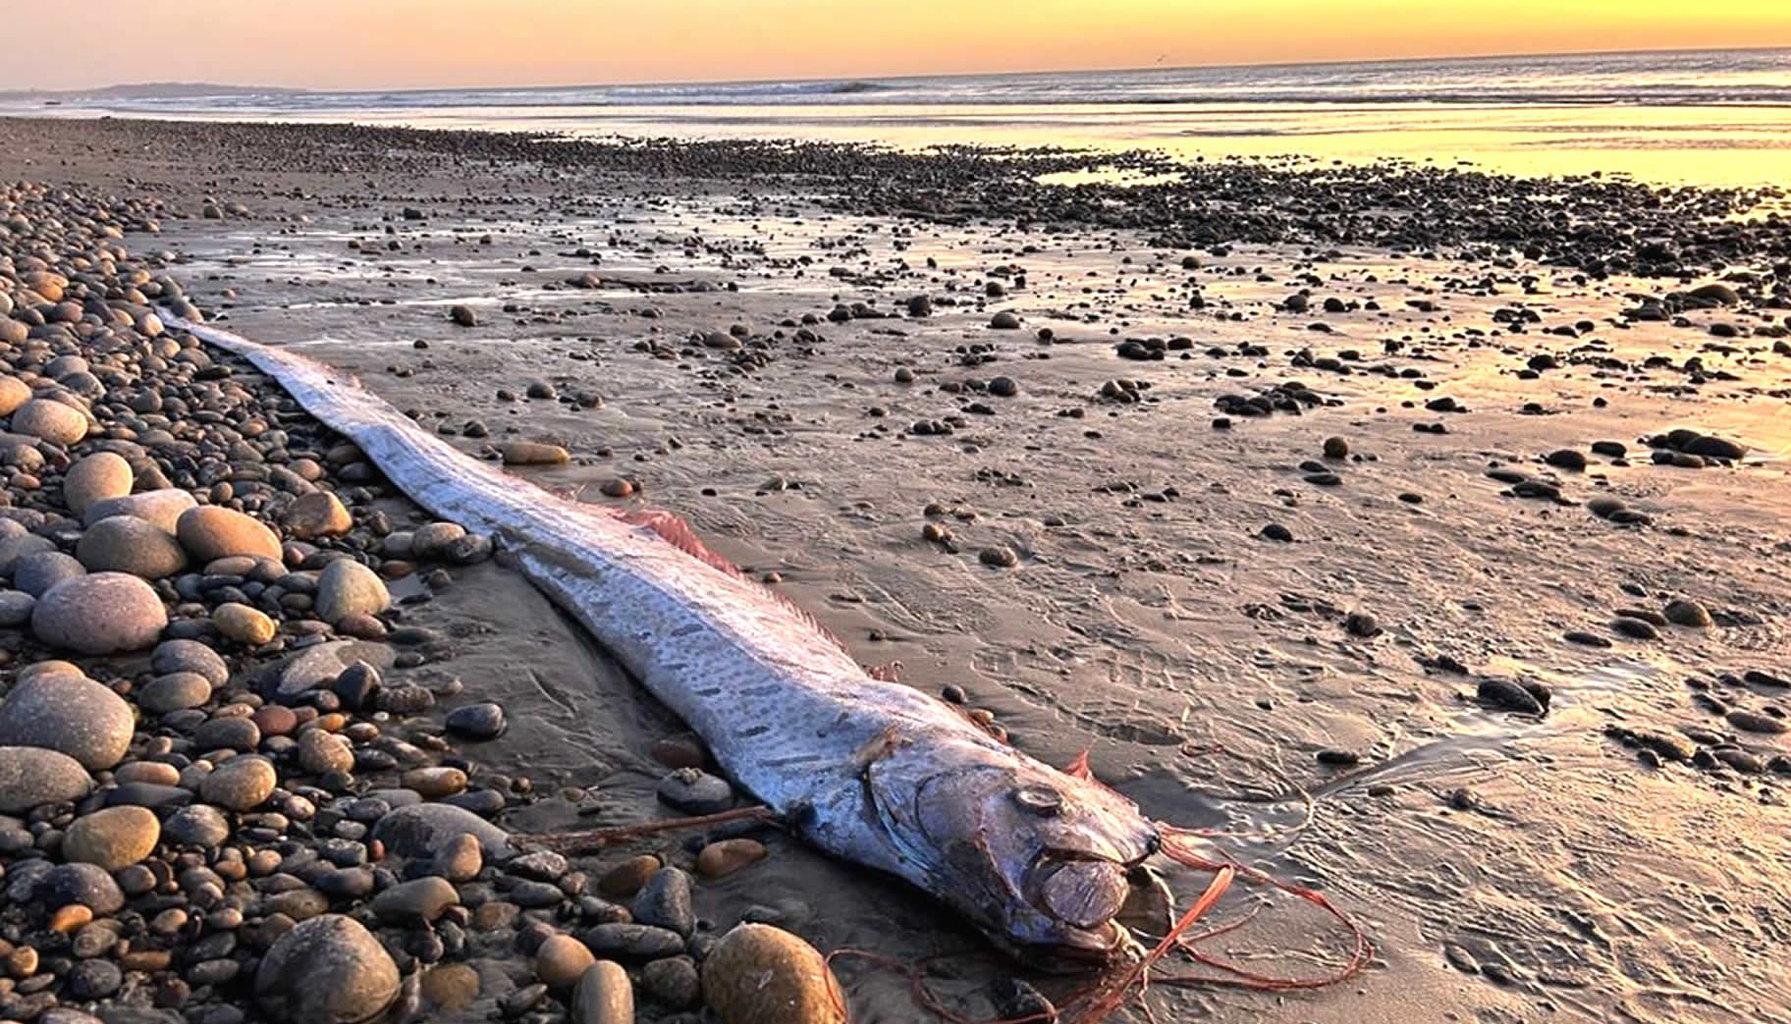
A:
[17,48,1791,187]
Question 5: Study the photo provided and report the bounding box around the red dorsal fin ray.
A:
[866,661,903,683]
[615,507,854,657]
[1065,751,1095,780]
[617,509,747,580]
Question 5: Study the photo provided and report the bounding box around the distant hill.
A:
[0,82,308,102]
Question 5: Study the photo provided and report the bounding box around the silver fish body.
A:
[170,315,1160,964]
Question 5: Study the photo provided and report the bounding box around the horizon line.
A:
[6,42,1787,99]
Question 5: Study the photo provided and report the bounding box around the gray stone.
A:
[76,516,188,578]
[0,531,56,574]
[163,804,231,847]
[11,550,86,597]
[83,489,198,534]
[313,559,389,624]
[255,915,401,1024]
[632,867,695,937]
[34,862,125,913]
[444,702,506,740]
[152,638,230,687]
[266,640,382,701]
[372,802,512,859]
[31,571,167,654]
[655,768,733,815]
[0,672,135,770]
[139,672,214,714]
[0,745,92,812]
[0,589,34,626]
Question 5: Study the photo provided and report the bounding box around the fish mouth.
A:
[1011,918,1140,972]
[1016,850,1150,968]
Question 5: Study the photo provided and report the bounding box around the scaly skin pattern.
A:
[169,314,1161,965]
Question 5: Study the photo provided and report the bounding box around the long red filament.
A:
[827,824,1371,1023]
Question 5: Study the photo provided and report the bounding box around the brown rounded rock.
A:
[214,602,277,645]
[702,924,845,1024]
[283,491,352,540]
[177,506,283,562]
[430,832,483,883]
[572,960,633,1024]
[499,441,570,466]
[62,452,133,515]
[199,755,277,811]
[297,728,354,775]
[420,963,480,1011]
[535,933,596,989]
[0,377,30,417]
[10,398,89,446]
[402,766,467,799]
[695,838,768,879]
[598,855,662,898]
[62,805,159,870]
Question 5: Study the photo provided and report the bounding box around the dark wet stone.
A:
[373,802,513,858]
[1611,616,1660,640]
[255,914,400,1024]
[1726,709,1787,735]
[632,867,695,937]
[445,702,507,740]
[580,922,687,959]
[1664,600,1713,628]
[655,769,733,815]
[1477,677,1540,714]
[34,862,125,913]
[641,956,701,1009]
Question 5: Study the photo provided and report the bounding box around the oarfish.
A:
[168,315,1162,966]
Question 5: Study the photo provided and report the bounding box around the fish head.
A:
[878,745,1159,969]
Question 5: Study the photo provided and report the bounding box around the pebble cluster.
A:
[0,182,842,1024]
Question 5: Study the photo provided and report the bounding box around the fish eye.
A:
[1011,784,1063,816]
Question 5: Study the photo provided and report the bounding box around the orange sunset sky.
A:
[5,0,1791,91]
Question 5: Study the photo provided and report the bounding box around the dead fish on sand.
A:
[169,314,1367,989]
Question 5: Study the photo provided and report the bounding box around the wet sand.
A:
[5,115,1789,1023]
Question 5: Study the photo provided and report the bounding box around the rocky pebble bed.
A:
[0,182,840,1024]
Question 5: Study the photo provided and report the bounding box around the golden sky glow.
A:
[5,0,1791,91]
